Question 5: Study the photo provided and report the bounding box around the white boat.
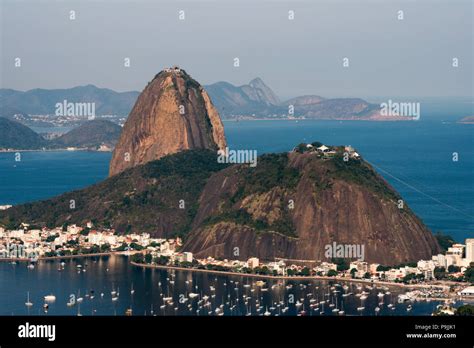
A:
[44,294,56,302]
[357,306,365,311]
[360,295,368,300]
[25,292,33,307]
[27,264,35,270]
[130,283,135,295]
[188,293,199,299]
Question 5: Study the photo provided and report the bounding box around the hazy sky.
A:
[1,0,472,99]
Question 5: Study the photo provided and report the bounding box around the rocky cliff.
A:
[109,68,227,176]
[182,148,440,264]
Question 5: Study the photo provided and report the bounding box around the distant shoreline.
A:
[0,148,112,153]
[222,117,411,122]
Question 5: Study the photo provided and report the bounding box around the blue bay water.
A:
[0,120,472,242]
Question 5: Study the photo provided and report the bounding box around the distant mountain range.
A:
[0,85,139,116]
[0,118,121,150]
[0,78,407,121]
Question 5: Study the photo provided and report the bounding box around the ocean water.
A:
[0,119,472,242]
[0,254,448,316]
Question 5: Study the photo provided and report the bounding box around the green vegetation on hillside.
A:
[330,152,400,201]
[434,232,456,253]
[0,117,48,150]
[201,153,299,237]
[0,150,228,238]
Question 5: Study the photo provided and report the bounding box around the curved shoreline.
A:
[130,262,449,289]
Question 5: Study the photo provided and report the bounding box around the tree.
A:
[115,243,128,251]
[376,265,391,272]
[327,269,338,277]
[455,304,474,316]
[434,232,456,253]
[448,265,461,273]
[144,253,153,264]
[350,268,357,278]
[156,255,170,265]
[131,253,144,263]
[464,266,474,283]
[299,267,310,276]
[332,258,349,271]
[130,242,144,251]
[45,234,58,243]
[100,243,111,252]
[434,266,446,280]
[80,228,90,236]
[363,272,371,279]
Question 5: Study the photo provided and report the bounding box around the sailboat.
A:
[76,289,83,303]
[130,283,135,295]
[25,292,33,307]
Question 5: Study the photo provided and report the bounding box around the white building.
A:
[459,286,474,297]
[446,244,465,266]
[417,260,436,271]
[432,254,447,268]
[465,238,474,264]
[350,261,368,273]
[369,263,380,274]
[314,262,337,275]
[317,145,329,153]
[247,257,259,268]
[9,229,24,238]
[183,252,193,263]
[67,224,82,234]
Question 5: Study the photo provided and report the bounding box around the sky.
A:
[1,0,473,100]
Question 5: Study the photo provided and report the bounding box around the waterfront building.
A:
[314,262,337,275]
[350,261,368,273]
[459,286,474,297]
[247,257,259,268]
[369,263,380,274]
[183,252,193,263]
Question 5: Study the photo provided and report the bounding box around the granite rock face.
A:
[109,68,226,176]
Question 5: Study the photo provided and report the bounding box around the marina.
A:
[0,254,469,316]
